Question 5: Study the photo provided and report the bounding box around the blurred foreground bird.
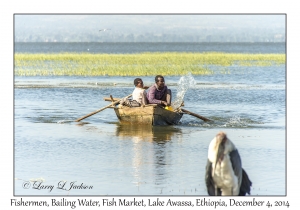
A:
[205,132,252,196]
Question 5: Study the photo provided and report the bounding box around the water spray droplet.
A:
[171,72,196,110]
[57,120,73,124]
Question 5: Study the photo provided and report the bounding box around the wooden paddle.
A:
[104,97,121,102]
[75,93,132,122]
[75,86,149,122]
[180,108,212,122]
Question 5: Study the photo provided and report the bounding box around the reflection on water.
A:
[115,124,183,187]
[116,124,182,142]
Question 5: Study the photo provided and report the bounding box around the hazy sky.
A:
[14,14,285,41]
[15,14,285,29]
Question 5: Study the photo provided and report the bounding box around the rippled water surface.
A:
[15,42,285,54]
[14,42,285,196]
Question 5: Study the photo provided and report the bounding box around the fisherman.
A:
[119,78,148,108]
[147,75,172,106]
[132,78,148,106]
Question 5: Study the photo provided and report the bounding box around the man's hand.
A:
[161,101,168,106]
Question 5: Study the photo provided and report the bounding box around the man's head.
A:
[134,78,144,88]
[155,75,165,90]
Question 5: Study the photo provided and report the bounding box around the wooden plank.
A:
[118,106,155,115]
[114,105,183,125]
[114,106,154,125]
[104,97,121,102]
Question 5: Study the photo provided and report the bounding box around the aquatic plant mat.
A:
[15,52,285,76]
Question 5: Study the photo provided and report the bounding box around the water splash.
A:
[171,72,196,110]
[57,120,74,124]
[224,115,248,127]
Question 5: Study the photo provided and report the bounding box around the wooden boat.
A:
[75,95,210,124]
[114,104,183,126]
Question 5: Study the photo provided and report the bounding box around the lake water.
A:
[15,42,285,54]
[14,42,286,196]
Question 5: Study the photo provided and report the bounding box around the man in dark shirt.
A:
[147,75,172,106]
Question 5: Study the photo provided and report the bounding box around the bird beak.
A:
[214,141,225,171]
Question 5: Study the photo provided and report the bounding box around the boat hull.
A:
[114,105,183,125]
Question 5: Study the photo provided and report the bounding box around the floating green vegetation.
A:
[14,52,285,76]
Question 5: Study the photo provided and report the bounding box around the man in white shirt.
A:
[132,78,148,106]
